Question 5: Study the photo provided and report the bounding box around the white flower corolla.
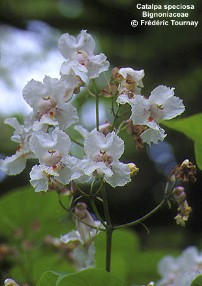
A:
[58,30,110,79]
[140,127,166,145]
[60,202,101,246]
[23,76,78,131]
[0,118,34,175]
[130,85,185,145]
[60,202,101,270]
[60,60,89,85]
[157,246,202,286]
[117,67,145,104]
[81,130,131,187]
[30,129,81,192]
[60,230,96,270]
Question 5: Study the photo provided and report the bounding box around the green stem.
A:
[116,120,127,135]
[102,186,113,272]
[105,228,113,272]
[114,198,166,230]
[96,93,99,131]
[58,192,105,231]
[89,196,107,228]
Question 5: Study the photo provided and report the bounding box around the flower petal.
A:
[140,127,166,145]
[30,165,49,192]
[58,30,95,59]
[130,95,150,125]
[0,154,27,175]
[149,85,175,105]
[60,230,81,243]
[105,162,131,187]
[160,96,185,120]
[87,53,110,78]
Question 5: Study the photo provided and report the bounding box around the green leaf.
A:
[191,274,202,286]
[37,269,123,286]
[36,271,60,286]
[162,113,202,169]
[0,186,71,239]
[0,186,74,283]
[60,269,123,286]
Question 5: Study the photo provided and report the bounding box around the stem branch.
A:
[114,198,166,230]
[96,93,99,131]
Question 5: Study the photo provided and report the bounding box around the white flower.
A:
[60,202,101,270]
[30,129,81,192]
[140,127,166,145]
[60,230,96,270]
[58,30,110,79]
[61,202,101,246]
[157,246,202,286]
[130,85,185,145]
[81,130,131,187]
[117,67,145,104]
[60,60,89,85]
[23,76,78,131]
[4,279,20,286]
[0,118,34,175]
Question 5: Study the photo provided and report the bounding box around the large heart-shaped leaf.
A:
[162,113,202,169]
[36,269,123,286]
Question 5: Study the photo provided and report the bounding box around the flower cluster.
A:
[0,28,195,286]
[112,67,185,145]
[167,159,196,226]
[157,246,202,286]
[0,30,186,192]
[0,30,134,191]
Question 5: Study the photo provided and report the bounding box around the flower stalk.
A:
[101,185,113,272]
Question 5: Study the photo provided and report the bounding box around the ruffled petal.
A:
[161,96,185,120]
[23,79,45,110]
[119,67,144,87]
[0,153,27,175]
[60,60,88,83]
[140,127,166,145]
[60,230,81,243]
[130,95,150,125]
[30,165,49,192]
[149,85,174,105]
[105,161,131,187]
[87,53,110,78]
[58,30,95,59]
[105,132,124,159]
[83,161,113,178]
[30,129,71,163]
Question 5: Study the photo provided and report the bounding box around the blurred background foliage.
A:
[0,0,202,284]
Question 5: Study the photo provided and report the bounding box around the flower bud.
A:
[127,163,139,176]
[141,282,154,286]
[172,186,186,204]
[171,159,197,183]
[98,122,112,135]
[111,67,121,81]
[175,202,192,227]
